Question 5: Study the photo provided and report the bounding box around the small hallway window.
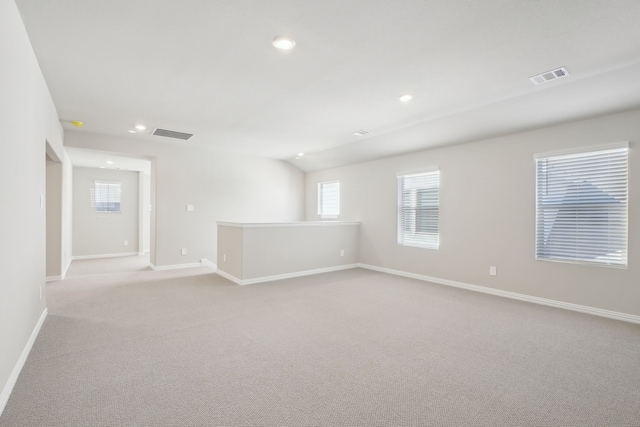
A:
[91,181,122,213]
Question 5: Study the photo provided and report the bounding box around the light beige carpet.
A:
[1,256,639,426]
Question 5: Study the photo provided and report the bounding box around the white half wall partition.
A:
[217,222,360,285]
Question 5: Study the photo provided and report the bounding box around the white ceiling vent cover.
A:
[152,128,194,140]
[529,67,569,85]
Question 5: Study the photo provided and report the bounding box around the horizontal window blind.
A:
[318,181,340,217]
[397,171,439,249]
[91,181,122,213]
[535,146,628,266]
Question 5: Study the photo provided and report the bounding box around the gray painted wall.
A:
[218,222,359,281]
[64,132,305,267]
[306,108,640,317]
[46,158,63,277]
[0,0,64,412]
[61,151,73,275]
[72,167,140,257]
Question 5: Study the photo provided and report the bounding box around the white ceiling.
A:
[16,0,640,172]
[65,147,151,174]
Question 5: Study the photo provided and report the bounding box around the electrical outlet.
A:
[340,249,345,257]
[489,266,497,276]
[39,286,42,300]
[181,248,187,256]
[124,240,128,246]
[223,254,227,262]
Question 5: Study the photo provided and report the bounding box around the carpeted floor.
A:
[1,256,639,426]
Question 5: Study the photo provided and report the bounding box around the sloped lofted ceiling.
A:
[15,0,640,171]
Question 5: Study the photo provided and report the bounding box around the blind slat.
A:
[397,170,439,249]
[318,181,340,216]
[535,147,628,266]
[91,181,122,213]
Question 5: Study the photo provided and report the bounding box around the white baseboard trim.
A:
[217,264,359,286]
[215,269,243,285]
[200,259,217,270]
[358,264,640,324]
[72,252,141,260]
[151,262,203,271]
[62,258,71,280]
[0,308,47,416]
[46,257,74,282]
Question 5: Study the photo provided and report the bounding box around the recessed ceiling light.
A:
[272,36,296,50]
[128,130,136,134]
[399,94,413,103]
[353,130,370,136]
[297,152,305,157]
[135,124,146,131]
[106,161,114,165]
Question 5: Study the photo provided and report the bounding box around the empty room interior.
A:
[2,0,640,426]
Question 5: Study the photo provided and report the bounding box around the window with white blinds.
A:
[318,181,340,217]
[397,170,439,249]
[91,181,122,213]
[535,145,628,267]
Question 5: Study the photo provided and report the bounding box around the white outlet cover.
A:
[186,204,194,212]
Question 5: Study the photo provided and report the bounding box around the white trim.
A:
[217,221,360,228]
[0,308,47,416]
[215,269,243,285]
[200,259,217,270]
[72,252,140,260]
[46,275,62,282]
[358,264,640,324]
[218,264,359,286]
[62,257,71,280]
[151,262,203,271]
[533,141,628,159]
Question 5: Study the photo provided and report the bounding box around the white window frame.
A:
[534,143,628,267]
[397,169,440,249]
[318,180,340,218]
[91,180,122,213]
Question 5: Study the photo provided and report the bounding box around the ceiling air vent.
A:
[529,67,569,85]
[152,128,194,140]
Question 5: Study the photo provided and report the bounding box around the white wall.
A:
[64,132,305,267]
[72,167,140,257]
[0,0,63,413]
[217,222,359,282]
[61,151,73,275]
[306,108,640,317]
[142,173,151,253]
[46,157,63,278]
